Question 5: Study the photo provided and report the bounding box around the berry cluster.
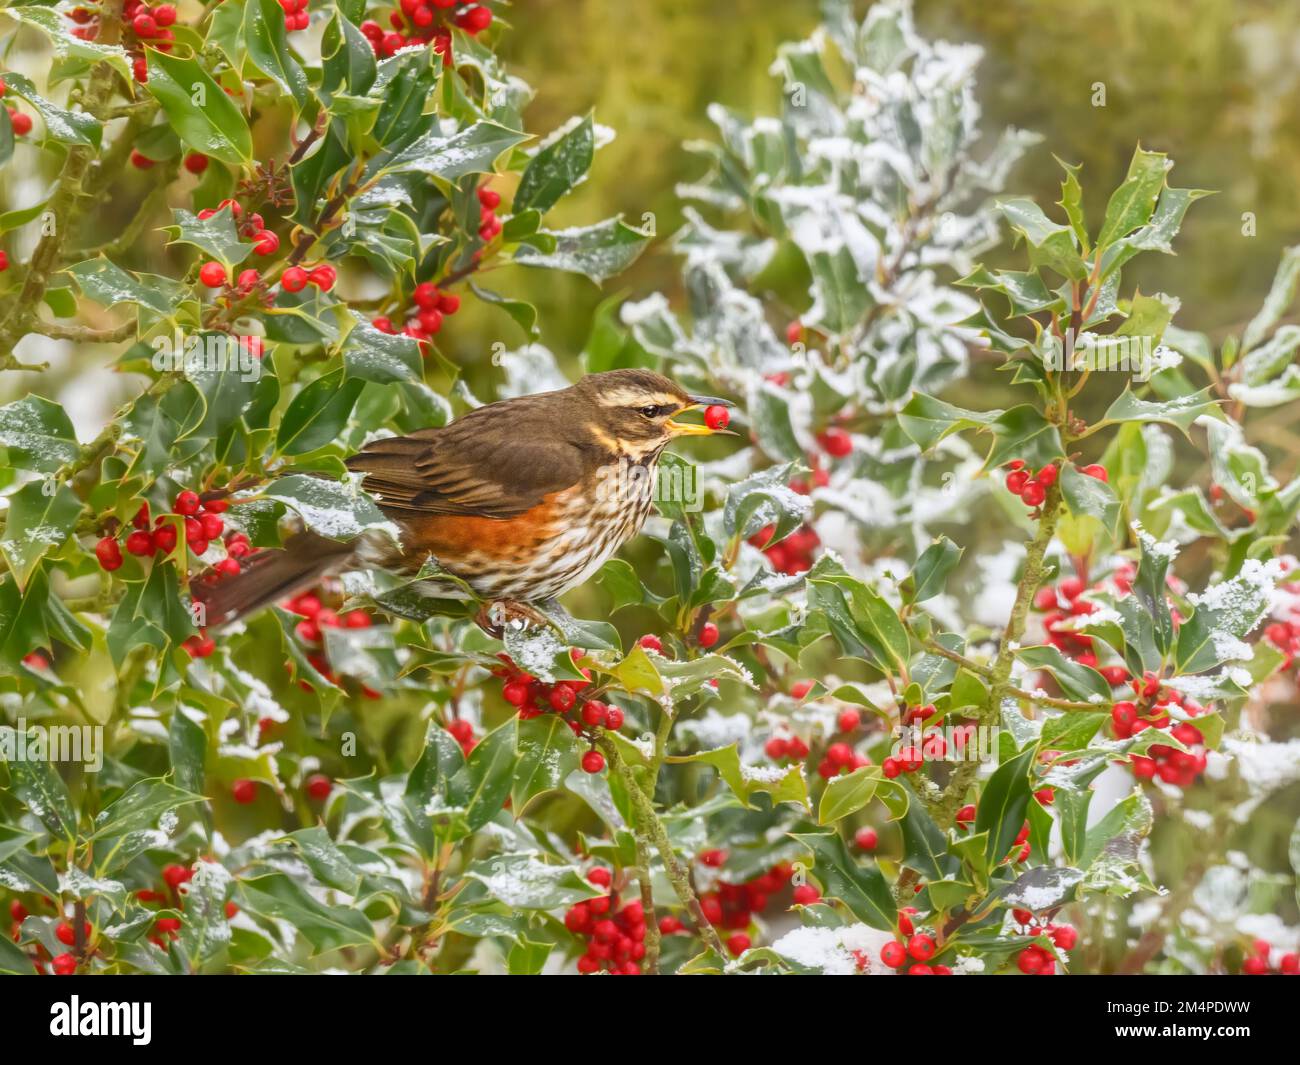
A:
[278,0,310,32]
[696,859,796,950]
[359,1,492,62]
[134,862,239,949]
[285,588,381,697]
[878,930,951,976]
[1010,911,1076,975]
[372,279,463,354]
[816,723,869,779]
[95,490,233,573]
[749,523,820,575]
[1111,680,1209,787]
[564,868,646,975]
[493,652,623,773]
[1004,459,1108,512]
[1241,938,1300,975]
[63,2,180,82]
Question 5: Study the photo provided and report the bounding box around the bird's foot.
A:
[474,599,550,638]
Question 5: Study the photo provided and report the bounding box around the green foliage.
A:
[0,0,1296,980]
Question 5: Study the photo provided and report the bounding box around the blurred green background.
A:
[494,0,1300,358]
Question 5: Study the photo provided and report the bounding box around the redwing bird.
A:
[199,369,731,630]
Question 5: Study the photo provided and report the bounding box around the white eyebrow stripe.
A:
[597,389,682,407]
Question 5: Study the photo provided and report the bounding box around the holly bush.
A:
[1,0,1298,978]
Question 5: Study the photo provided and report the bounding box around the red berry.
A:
[308,263,337,290]
[785,320,803,345]
[130,149,154,170]
[155,917,181,933]
[791,884,820,906]
[183,152,208,174]
[880,941,906,968]
[306,774,332,800]
[837,708,861,733]
[854,827,878,851]
[603,706,625,730]
[281,266,309,292]
[163,863,191,889]
[637,634,663,654]
[95,536,123,571]
[818,428,853,457]
[198,261,227,288]
[125,530,153,556]
[231,779,257,804]
[132,13,157,37]
[1081,464,1108,482]
[791,680,814,699]
[8,110,32,136]
[51,953,76,975]
[9,900,28,922]
[581,751,605,774]
[1050,924,1078,950]
[726,932,750,956]
[477,186,501,210]
[704,404,730,431]
[698,622,720,648]
[581,702,607,727]
[549,685,576,712]
[455,3,492,32]
[1016,947,1045,975]
[1036,463,1058,487]
[907,933,936,961]
[1006,469,1030,494]
[154,4,177,26]
[1020,480,1046,507]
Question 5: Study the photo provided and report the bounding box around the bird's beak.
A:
[687,393,734,408]
[667,394,735,436]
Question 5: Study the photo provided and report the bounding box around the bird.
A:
[197,369,731,632]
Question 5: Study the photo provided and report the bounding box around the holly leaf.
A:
[514,113,596,215]
[0,481,83,590]
[790,831,896,930]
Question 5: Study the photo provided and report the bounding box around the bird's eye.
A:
[638,405,662,419]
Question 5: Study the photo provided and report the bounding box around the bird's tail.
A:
[195,530,356,626]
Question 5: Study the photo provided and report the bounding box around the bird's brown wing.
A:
[345,402,593,520]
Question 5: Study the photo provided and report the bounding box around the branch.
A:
[934,483,1064,827]
[919,635,1102,711]
[33,320,136,344]
[595,735,728,960]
